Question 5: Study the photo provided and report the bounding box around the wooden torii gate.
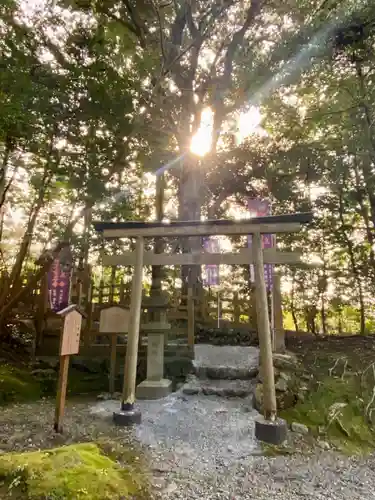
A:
[93,212,313,444]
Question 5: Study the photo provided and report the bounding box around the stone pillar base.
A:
[136,379,172,400]
[255,415,287,445]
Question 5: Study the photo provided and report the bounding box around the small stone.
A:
[227,445,234,452]
[275,378,288,392]
[215,408,228,414]
[177,395,188,402]
[297,391,306,402]
[273,352,299,371]
[318,440,330,450]
[152,464,171,474]
[291,422,309,435]
[279,371,291,382]
[97,393,112,401]
[182,385,200,395]
[163,481,178,495]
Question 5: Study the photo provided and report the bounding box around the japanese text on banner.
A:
[247,198,274,290]
[203,237,220,287]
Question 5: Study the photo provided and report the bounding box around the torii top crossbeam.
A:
[93,212,313,239]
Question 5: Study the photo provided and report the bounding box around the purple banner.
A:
[203,237,220,287]
[247,199,274,290]
[47,247,73,312]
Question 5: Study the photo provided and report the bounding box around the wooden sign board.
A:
[99,306,130,333]
[60,310,82,356]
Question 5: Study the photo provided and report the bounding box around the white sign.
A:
[99,306,130,333]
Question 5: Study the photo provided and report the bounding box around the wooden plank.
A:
[54,354,69,433]
[100,221,303,239]
[60,311,82,356]
[99,306,130,333]
[101,248,304,267]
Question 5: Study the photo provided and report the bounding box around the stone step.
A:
[182,378,256,398]
[193,344,259,380]
[193,364,258,380]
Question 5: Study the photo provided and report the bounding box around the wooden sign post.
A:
[99,306,130,394]
[54,304,86,433]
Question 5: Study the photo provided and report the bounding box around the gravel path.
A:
[91,392,375,500]
[1,396,375,499]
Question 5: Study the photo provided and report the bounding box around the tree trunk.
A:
[0,141,12,242]
[0,167,51,312]
[178,150,203,296]
[338,188,366,335]
[150,174,165,319]
[321,295,327,335]
[290,278,299,332]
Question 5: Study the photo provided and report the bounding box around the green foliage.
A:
[0,364,109,406]
[0,443,150,499]
[282,339,375,454]
[0,365,41,405]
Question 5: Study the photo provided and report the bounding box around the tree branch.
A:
[212,0,262,151]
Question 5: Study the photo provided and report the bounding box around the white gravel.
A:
[91,392,375,500]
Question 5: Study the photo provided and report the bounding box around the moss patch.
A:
[0,443,150,499]
[0,364,109,406]
[282,336,375,454]
[0,365,41,405]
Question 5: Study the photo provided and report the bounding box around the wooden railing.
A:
[18,270,258,355]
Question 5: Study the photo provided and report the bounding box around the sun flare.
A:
[190,106,263,156]
[236,106,263,143]
[190,108,214,157]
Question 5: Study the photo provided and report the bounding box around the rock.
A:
[97,393,112,401]
[273,352,299,371]
[297,391,306,402]
[182,385,200,395]
[275,378,288,392]
[279,371,291,382]
[255,382,296,412]
[291,422,309,435]
[297,384,309,402]
[318,440,330,450]
[258,367,279,382]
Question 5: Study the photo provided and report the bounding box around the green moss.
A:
[0,365,41,405]
[0,363,110,407]
[281,372,375,454]
[66,369,109,396]
[0,443,150,499]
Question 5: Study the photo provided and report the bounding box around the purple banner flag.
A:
[247,198,274,290]
[203,237,220,287]
[47,247,73,312]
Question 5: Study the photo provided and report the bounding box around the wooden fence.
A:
[30,270,259,355]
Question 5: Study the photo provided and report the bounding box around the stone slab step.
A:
[182,378,256,398]
[193,344,259,380]
[193,364,258,380]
